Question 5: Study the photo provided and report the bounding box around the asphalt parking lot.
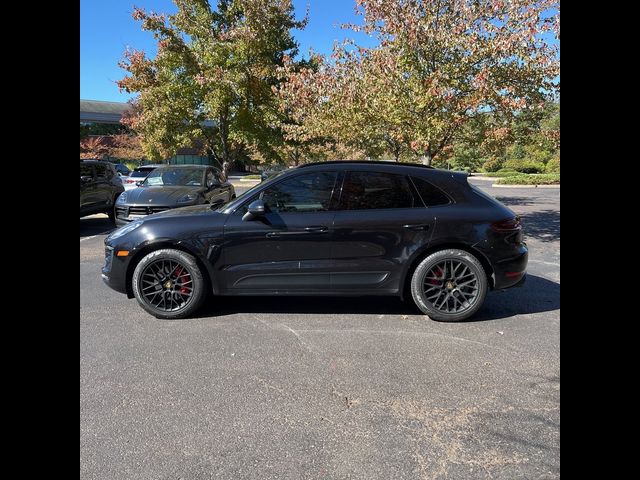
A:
[80,178,559,479]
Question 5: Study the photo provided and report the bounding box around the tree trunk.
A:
[221,160,231,181]
[421,151,433,166]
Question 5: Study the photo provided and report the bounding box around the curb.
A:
[491,183,560,188]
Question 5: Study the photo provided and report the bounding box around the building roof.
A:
[80,99,131,124]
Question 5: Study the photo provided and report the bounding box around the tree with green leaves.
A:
[118,0,306,177]
[278,0,559,166]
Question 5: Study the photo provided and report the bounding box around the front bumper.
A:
[101,245,129,294]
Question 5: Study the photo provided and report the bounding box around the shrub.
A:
[486,171,526,178]
[504,158,546,174]
[482,157,504,172]
[124,161,140,172]
[545,155,560,173]
[495,174,560,185]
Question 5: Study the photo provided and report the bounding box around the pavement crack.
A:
[279,323,315,354]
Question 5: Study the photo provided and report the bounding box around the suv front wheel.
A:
[132,249,208,319]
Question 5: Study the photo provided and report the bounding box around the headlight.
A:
[177,193,198,203]
[107,220,143,241]
[116,192,127,204]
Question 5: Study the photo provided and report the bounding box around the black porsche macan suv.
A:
[103,161,527,321]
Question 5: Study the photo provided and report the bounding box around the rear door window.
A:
[339,171,416,210]
[94,164,108,180]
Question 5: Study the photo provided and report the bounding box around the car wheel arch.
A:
[125,241,214,298]
[399,242,495,302]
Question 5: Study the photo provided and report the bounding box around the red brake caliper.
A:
[174,266,190,294]
[430,267,444,285]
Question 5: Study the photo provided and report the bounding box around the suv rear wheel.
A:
[410,249,488,322]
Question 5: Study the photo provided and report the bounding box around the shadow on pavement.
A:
[522,209,560,243]
[197,274,559,322]
[80,216,116,238]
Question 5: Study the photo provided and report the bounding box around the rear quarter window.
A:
[410,176,451,207]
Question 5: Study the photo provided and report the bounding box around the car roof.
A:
[80,159,112,165]
[152,164,211,170]
[135,164,163,169]
[298,160,434,170]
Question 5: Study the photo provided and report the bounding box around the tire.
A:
[107,193,120,224]
[132,248,208,319]
[410,248,488,322]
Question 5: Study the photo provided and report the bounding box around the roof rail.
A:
[297,160,434,169]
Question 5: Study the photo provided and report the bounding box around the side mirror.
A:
[242,199,266,221]
[136,181,144,187]
[80,175,92,183]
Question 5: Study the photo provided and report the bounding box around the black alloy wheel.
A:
[411,249,487,322]
[132,249,207,319]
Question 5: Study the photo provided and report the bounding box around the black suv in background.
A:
[80,160,124,222]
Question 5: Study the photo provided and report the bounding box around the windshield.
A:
[143,168,204,187]
[130,169,154,178]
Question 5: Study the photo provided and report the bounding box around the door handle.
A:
[266,226,329,238]
[304,226,328,233]
[403,224,430,231]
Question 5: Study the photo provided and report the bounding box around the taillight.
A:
[491,216,522,232]
[125,179,135,184]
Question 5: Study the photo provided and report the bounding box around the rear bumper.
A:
[492,245,528,290]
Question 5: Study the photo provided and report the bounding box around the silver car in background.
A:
[121,165,163,191]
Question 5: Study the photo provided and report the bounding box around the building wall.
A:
[168,154,211,165]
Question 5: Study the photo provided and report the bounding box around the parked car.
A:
[113,163,131,177]
[80,160,124,223]
[121,164,162,190]
[103,161,527,321]
[260,165,287,181]
[114,164,236,226]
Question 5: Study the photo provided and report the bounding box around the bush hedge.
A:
[482,157,504,172]
[545,156,560,173]
[484,171,526,178]
[503,158,546,174]
[495,174,560,185]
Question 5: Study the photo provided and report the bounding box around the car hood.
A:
[124,186,205,205]
[150,203,215,218]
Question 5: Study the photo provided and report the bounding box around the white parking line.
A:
[80,235,98,242]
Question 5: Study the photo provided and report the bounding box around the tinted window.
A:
[261,172,338,213]
[411,176,451,207]
[104,164,115,179]
[206,170,216,187]
[94,164,107,179]
[80,164,93,177]
[340,171,415,210]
